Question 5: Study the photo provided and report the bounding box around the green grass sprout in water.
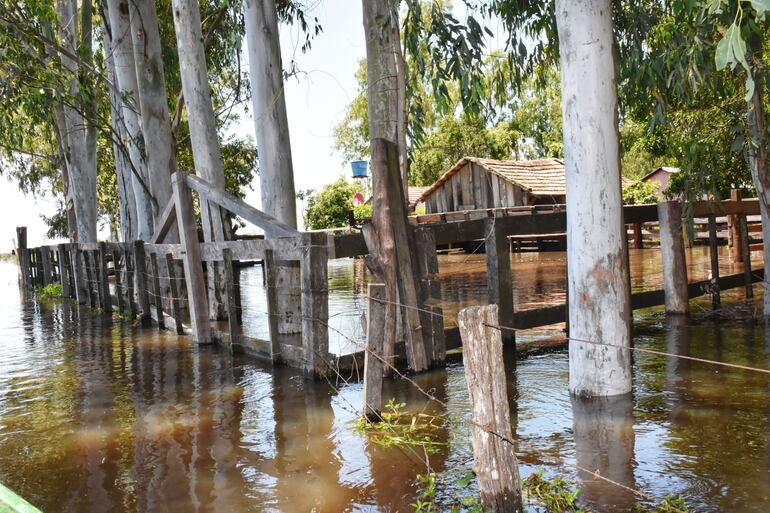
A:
[37,283,63,300]
[354,399,447,455]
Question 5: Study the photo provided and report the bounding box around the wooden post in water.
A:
[728,189,742,263]
[150,253,165,328]
[40,247,53,287]
[301,231,329,378]
[708,215,721,307]
[114,248,125,313]
[15,227,30,293]
[415,227,446,364]
[83,251,96,307]
[485,218,514,344]
[739,215,753,298]
[133,241,151,326]
[363,283,386,421]
[57,244,71,298]
[125,250,136,318]
[171,172,210,344]
[658,201,689,314]
[457,304,523,513]
[633,223,643,249]
[166,253,184,335]
[222,248,238,348]
[97,242,113,314]
[70,245,86,304]
[263,249,281,361]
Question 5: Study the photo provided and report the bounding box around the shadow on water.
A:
[2,252,770,512]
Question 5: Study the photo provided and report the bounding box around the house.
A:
[414,157,566,214]
[408,186,430,211]
[640,167,679,195]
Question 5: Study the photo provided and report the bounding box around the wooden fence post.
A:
[57,244,71,298]
[657,201,689,314]
[485,218,514,344]
[165,253,184,335]
[633,223,644,249]
[222,248,238,348]
[728,189,742,263]
[133,241,151,326]
[15,227,30,293]
[363,283,386,420]
[150,253,165,328]
[739,215,753,298]
[171,172,210,344]
[264,249,281,361]
[415,227,446,365]
[83,251,96,308]
[69,245,86,304]
[98,242,113,313]
[301,231,329,377]
[40,247,53,287]
[708,215,721,307]
[457,304,523,513]
[114,248,125,312]
[125,250,136,318]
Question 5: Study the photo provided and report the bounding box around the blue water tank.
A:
[351,160,368,179]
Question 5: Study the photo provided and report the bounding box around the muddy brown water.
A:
[0,247,769,512]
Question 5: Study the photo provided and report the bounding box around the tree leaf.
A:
[745,74,755,103]
[714,29,732,70]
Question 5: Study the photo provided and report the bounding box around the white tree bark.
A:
[171,0,229,319]
[57,0,97,242]
[243,0,302,334]
[105,0,153,240]
[128,0,177,234]
[556,0,632,397]
[102,21,137,241]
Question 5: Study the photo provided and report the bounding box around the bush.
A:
[622,180,660,205]
[303,178,365,230]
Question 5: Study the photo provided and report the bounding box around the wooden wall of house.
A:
[425,163,528,214]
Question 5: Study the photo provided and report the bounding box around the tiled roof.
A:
[408,186,430,206]
[416,157,566,203]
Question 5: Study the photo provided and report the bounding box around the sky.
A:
[0,0,367,252]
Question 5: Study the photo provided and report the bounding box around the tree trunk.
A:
[52,106,79,241]
[243,0,302,333]
[56,0,98,242]
[555,0,631,397]
[128,0,178,236]
[362,0,428,372]
[105,0,154,240]
[393,17,409,199]
[102,21,138,241]
[746,39,770,316]
[171,0,230,319]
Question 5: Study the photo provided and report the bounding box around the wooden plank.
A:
[133,241,151,326]
[172,172,211,344]
[151,197,177,243]
[708,215,720,307]
[40,248,53,287]
[658,201,688,314]
[506,182,516,206]
[114,248,125,313]
[165,253,184,335]
[185,173,300,238]
[222,248,238,349]
[691,198,760,217]
[363,282,386,420]
[149,253,165,329]
[263,249,281,361]
[98,242,113,313]
[82,250,96,308]
[301,232,329,377]
[486,219,514,344]
[451,175,461,212]
[457,304,522,512]
[415,226,445,364]
[125,248,136,318]
[15,227,30,292]
[69,245,85,304]
[739,215,753,298]
[56,243,70,298]
[199,237,308,262]
[491,175,501,207]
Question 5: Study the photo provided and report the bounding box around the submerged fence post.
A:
[15,227,30,293]
[70,245,86,304]
[739,215,753,298]
[485,218,514,344]
[150,253,165,329]
[98,242,112,314]
[363,283,386,420]
[457,304,523,513]
[114,248,125,313]
[657,201,689,314]
[708,215,721,307]
[415,227,446,365]
[166,253,184,335]
[40,247,53,287]
[301,231,329,378]
[263,249,281,362]
[222,248,238,348]
[57,243,71,298]
[171,172,210,344]
[133,241,151,326]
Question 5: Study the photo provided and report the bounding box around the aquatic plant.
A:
[523,471,585,512]
[354,399,447,455]
[37,283,63,300]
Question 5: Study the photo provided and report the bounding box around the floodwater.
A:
[0,246,769,512]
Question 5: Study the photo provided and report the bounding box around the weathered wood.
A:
[658,201,689,314]
[172,172,211,344]
[301,231,329,377]
[415,227,446,364]
[739,215,753,298]
[185,174,299,238]
[632,223,643,249]
[222,248,238,348]
[708,215,721,307]
[98,242,113,313]
[69,245,86,304]
[165,253,184,335]
[133,241,151,326]
[40,248,53,287]
[150,253,165,328]
[263,249,281,361]
[125,249,136,318]
[691,198,759,217]
[56,243,71,298]
[457,305,522,513]
[486,219,514,344]
[363,283,386,420]
[16,227,30,292]
[114,248,125,312]
[83,250,96,308]
[150,197,177,243]
[728,189,742,263]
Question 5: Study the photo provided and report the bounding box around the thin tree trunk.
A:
[105,0,154,240]
[747,39,770,316]
[393,13,409,199]
[57,0,98,242]
[52,106,79,241]
[171,0,230,319]
[555,0,631,397]
[243,0,301,333]
[128,0,177,236]
[102,22,138,241]
[80,0,98,237]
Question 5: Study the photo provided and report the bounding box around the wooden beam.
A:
[486,219,514,344]
[363,283,386,420]
[263,249,281,361]
[222,248,238,349]
[708,215,721,307]
[301,231,329,377]
[185,173,300,238]
[166,253,184,334]
[151,197,177,243]
[133,241,151,326]
[739,215,753,298]
[97,242,113,313]
[658,201,688,314]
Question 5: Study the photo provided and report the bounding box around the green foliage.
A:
[509,66,563,159]
[353,203,373,225]
[354,398,446,455]
[38,283,63,300]
[623,181,661,205]
[523,471,584,512]
[412,471,484,513]
[333,60,370,163]
[303,178,363,230]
